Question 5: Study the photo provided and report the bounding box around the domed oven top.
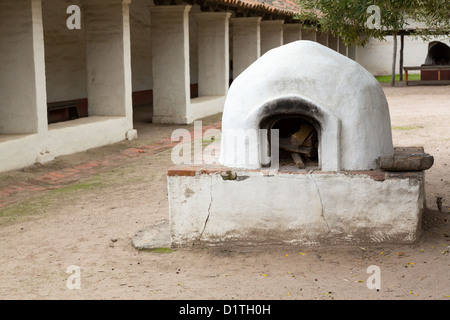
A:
[220,41,394,171]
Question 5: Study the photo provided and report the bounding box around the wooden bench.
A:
[403,65,450,86]
[47,99,83,124]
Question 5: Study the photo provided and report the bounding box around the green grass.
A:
[140,247,173,254]
[0,179,104,224]
[376,74,421,83]
[51,181,103,194]
[392,125,424,130]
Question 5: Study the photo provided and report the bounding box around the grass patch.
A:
[376,74,420,83]
[51,181,103,194]
[143,247,173,254]
[392,125,424,131]
[0,196,53,224]
[0,180,104,225]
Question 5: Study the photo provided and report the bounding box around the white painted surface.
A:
[220,41,394,171]
[317,31,328,47]
[190,96,226,122]
[85,0,133,121]
[260,20,284,55]
[188,5,201,86]
[283,23,302,44]
[42,0,87,103]
[0,134,41,172]
[0,0,46,134]
[130,0,153,92]
[355,35,450,75]
[231,17,261,79]
[301,28,316,42]
[196,12,231,97]
[168,171,423,246]
[47,116,131,157]
[337,37,347,56]
[328,34,338,51]
[150,5,191,124]
[0,0,135,172]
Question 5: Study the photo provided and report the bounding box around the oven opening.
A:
[262,115,320,170]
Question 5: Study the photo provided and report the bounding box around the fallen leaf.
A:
[285,254,289,257]
[299,252,305,256]
[262,274,267,277]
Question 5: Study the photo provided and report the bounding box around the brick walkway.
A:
[0,122,221,209]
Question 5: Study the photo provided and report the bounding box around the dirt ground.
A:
[0,84,448,300]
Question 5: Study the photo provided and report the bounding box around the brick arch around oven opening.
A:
[249,95,341,171]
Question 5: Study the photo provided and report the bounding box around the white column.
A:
[328,34,338,51]
[84,0,133,127]
[347,45,356,60]
[149,5,191,124]
[317,30,328,47]
[283,23,302,44]
[337,36,347,55]
[0,0,47,135]
[260,20,284,55]
[196,12,231,97]
[301,28,317,42]
[231,17,261,79]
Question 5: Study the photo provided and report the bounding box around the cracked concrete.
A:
[163,169,425,247]
[197,175,214,243]
[308,170,331,232]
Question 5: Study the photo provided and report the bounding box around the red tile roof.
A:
[214,0,301,16]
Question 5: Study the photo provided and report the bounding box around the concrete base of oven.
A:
[155,166,426,248]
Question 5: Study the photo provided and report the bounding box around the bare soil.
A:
[0,85,448,300]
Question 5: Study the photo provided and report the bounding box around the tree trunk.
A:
[399,34,404,81]
[391,33,397,87]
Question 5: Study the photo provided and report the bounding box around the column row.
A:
[149,5,357,124]
[0,0,135,172]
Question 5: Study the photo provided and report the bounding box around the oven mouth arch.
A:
[259,114,321,169]
[245,95,341,171]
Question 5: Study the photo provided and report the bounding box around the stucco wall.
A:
[130,0,153,92]
[42,0,87,103]
[189,5,201,85]
[221,41,393,171]
[168,170,424,246]
[0,0,46,134]
[356,35,450,76]
[42,0,203,102]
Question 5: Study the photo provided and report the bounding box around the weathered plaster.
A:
[220,41,394,171]
[283,23,302,44]
[231,17,261,79]
[167,169,424,247]
[260,20,284,55]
